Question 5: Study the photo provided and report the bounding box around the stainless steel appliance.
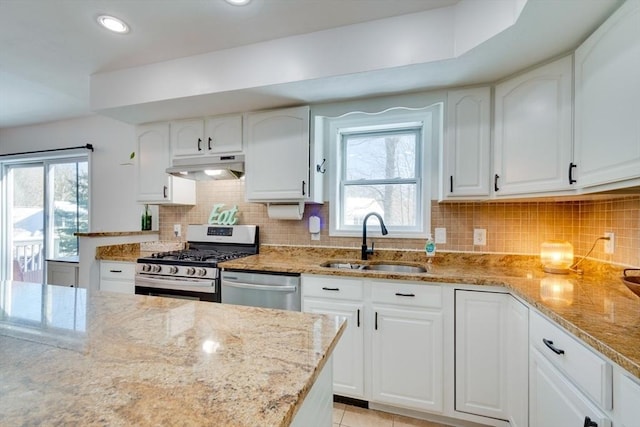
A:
[221,270,301,311]
[135,224,258,302]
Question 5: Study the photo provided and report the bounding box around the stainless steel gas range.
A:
[135,224,258,302]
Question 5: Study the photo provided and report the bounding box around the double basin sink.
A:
[321,261,428,274]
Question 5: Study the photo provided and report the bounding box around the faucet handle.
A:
[370,241,375,253]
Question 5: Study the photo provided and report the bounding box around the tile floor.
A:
[333,403,453,427]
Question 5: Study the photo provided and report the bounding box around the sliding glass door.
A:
[2,156,88,282]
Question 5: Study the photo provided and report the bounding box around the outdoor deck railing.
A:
[12,239,44,282]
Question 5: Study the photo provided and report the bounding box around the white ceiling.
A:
[0,0,623,129]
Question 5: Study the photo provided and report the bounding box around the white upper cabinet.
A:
[171,114,243,158]
[246,106,321,202]
[170,119,204,157]
[493,55,574,197]
[442,87,491,200]
[574,0,640,190]
[135,123,196,205]
[205,114,243,154]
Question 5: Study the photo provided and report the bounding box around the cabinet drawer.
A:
[371,281,442,308]
[530,311,612,409]
[302,275,363,300]
[100,261,135,281]
[100,280,134,294]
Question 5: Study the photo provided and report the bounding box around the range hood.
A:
[166,154,244,180]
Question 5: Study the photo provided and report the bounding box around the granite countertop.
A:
[220,246,640,380]
[75,230,159,238]
[46,255,80,263]
[0,281,345,426]
[95,241,185,262]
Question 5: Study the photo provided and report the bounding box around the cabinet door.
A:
[443,87,491,199]
[530,348,611,427]
[170,119,205,158]
[618,374,640,427]
[371,305,443,412]
[100,261,135,294]
[455,290,528,424]
[506,295,529,427]
[136,123,171,202]
[47,262,78,287]
[494,55,574,196]
[136,123,196,205]
[245,106,310,201]
[455,290,508,419]
[574,0,640,188]
[205,114,243,154]
[303,298,365,398]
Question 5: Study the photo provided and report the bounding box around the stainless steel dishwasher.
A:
[221,270,301,311]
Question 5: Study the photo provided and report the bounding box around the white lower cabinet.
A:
[303,298,365,398]
[529,310,613,427]
[371,305,443,412]
[46,260,79,287]
[302,275,444,413]
[454,289,528,425]
[100,261,135,294]
[302,275,638,427]
[302,276,365,399]
[530,347,610,427]
[618,374,640,427]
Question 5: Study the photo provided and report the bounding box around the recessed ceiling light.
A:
[225,0,252,6]
[97,15,130,34]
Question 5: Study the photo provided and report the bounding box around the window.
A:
[1,153,89,282]
[327,105,442,237]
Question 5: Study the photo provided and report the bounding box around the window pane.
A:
[11,166,44,282]
[51,161,89,258]
[344,132,417,181]
[343,183,417,227]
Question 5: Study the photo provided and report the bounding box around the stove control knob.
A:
[185,267,196,276]
[195,268,207,277]
[168,266,178,274]
[142,264,151,272]
[152,265,161,273]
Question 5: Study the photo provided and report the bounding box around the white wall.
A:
[0,115,141,232]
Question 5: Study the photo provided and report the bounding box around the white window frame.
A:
[0,150,90,281]
[327,105,440,238]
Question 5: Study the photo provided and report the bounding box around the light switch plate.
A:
[434,228,446,244]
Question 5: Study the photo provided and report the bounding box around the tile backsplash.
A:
[160,180,640,267]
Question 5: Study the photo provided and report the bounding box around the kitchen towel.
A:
[267,203,305,220]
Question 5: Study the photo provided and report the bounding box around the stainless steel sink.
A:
[321,261,428,274]
[363,264,427,273]
[321,262,366,270]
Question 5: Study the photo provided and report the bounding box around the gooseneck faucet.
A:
[361,212,388,260]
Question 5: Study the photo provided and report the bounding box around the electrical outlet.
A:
[473,228,487,246]
[174,224,181,237]
[604,232,614,254]
[434,228,446,244]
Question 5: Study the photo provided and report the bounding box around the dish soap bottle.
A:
[141,204,152,231]
[425,234,436,257]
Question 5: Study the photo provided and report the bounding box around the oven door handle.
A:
[222,281,297,292]
[135,275,214,289]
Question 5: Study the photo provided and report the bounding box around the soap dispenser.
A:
[425,233,436,257]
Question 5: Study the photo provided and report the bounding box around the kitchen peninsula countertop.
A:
[0,281,345,426]
[220,245,640,380]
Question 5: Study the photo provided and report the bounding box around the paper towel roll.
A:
[267,203,305,220]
